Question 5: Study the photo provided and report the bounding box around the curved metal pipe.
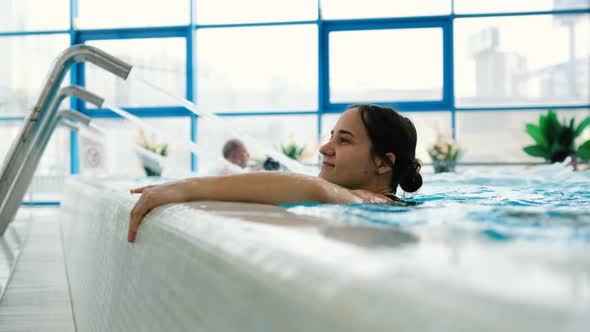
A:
[55,109,90,132]
[24,108,91,164]
[49,85,104,112]
[0,86,106,232]
[59,109,91,127]
[40,85,100,137]
[60,119,81,132]
[0,45,131,233]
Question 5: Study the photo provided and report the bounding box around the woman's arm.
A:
[128,172,362,242]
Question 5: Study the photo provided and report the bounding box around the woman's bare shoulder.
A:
[350,190,395,204]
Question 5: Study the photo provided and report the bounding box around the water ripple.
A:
[287,164,590,246]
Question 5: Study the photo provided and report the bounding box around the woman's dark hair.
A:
[351,104,422,194]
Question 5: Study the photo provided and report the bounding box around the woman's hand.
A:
[128,181,188,243]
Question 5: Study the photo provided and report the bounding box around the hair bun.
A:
[400,159,422,193]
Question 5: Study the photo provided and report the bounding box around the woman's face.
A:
[318,108,377,189]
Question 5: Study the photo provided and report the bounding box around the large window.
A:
[321,0,451,19]
[196,0,317,24]
[0,0,69,31]
[2,0,589,199]
[84,38,186,109]
[0,120,25,165]
[329,28,444,104]
[0,35,70,117]
[77,0,189,28]
[454,0,590,14]
[455,14,590,107]
[195,25,318,112]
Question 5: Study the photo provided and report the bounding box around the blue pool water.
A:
[285,163,590,246]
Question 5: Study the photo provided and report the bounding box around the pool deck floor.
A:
[0,207,75,331]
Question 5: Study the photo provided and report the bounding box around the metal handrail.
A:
[0,45,131,235]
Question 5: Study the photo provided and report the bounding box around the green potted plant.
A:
[523,110,590,168]
[136,130,168,177]
[427,131,462,173]
[280,142,305,161]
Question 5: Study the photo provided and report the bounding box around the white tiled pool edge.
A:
[60,177,589,332]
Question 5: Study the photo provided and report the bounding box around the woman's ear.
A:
[376,152,396,174]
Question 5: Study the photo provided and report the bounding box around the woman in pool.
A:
[128,104,423,242]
